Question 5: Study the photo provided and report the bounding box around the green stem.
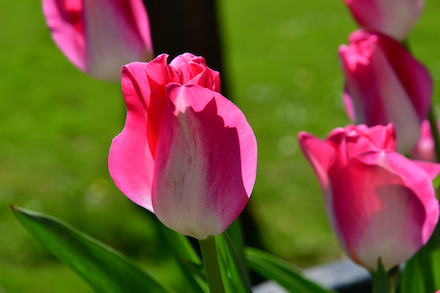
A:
[371,260,398,293]
[199,236,226,293]
[428,107,440,163]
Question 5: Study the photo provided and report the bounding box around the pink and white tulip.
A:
[339,30,432,154]
[42,0,153,82]
[412,120,440,162]
[298,124,440,271]
[341,0,424,41]
[108,53,257,239]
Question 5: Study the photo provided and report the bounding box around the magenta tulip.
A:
[341,0,424,41]
[339,30,432,154]
[108,53,257,239]
[412,120,440,162]
[42,0,153,82]
[298,124,440,271]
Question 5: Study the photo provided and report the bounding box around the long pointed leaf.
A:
[401,222,440,293]
[216,233,252,293]
[223,232,252,293]
[246,247,336,293]
[216,237,237,293]
[161,225,208,293]
[11,205,173,293]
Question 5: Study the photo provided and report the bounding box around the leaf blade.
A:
[246,247,336,293]
[11,205,173,293]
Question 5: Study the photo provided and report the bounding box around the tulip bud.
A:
[299,124,440,271]
[42,0,154,82]
[339,30,432,154]
[109,53,257,239]
[412,120,440,162]
[341,0,424,41]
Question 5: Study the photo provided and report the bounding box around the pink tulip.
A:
[412,120,440,162]
[339,30,432,154]
[298,124,440,271]
[108,53,257,239]
[341,0,424,41]
[42,0,153,82]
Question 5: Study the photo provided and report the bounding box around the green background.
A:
[1,0,440,292]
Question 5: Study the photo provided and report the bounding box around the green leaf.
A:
[400,242,440,293]
[245,247,336,293]
[371,259,390,293]
[11,205,174,293]
[216,233,252,293]
[216,238,237,293]
[161,225,201,265]
[432,171,440,189]
[226,218,246,265]
[400,221,440,293]
[161,226,208,293]
[400,257,424,293]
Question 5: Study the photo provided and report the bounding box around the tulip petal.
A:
[42,0,87,71]
[385,152,440,244]
[298,132,339,231]
[108,62,155,212]
[43,0,154,82]
[82,0,153,81]
[170,54,221,91]
[412,120,439,162]
[354,123,396,151]
[333,151,439,270]
[412,160,440,180]
[151,84,257,239]
[127,0,153,55]
[377,32,432,128]
[342,0,423,40]
[298,132,336,192]
[143,54,174,157]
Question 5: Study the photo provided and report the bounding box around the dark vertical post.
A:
[142,0,229,97]
[140,3,264,282]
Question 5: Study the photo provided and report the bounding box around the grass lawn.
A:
[1,0,440,292]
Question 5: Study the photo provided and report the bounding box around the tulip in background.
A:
[412,120,440,162]
[42,0,154,82]
[298,124,440,272]
[108,53,257,240]
[341,0,424,41]
[339,30,432,154]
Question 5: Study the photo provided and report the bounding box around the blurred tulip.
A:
[412,120,440,162]
[339,30,432,154]
[298,124,440,271]
[42,0,153,82]
[108,53,257,239]
[341,0,424,41]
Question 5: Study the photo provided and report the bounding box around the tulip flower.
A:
[412,120,440,162]
[339,30,432,154]
[298,124,440,271]
[108,53,257,239]
[341,0,424,41]
[42,0,154,82]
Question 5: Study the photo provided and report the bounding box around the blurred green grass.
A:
[1,0,440,292]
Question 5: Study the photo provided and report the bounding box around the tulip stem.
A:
[428,107,440,163]
[199,236,226,293]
